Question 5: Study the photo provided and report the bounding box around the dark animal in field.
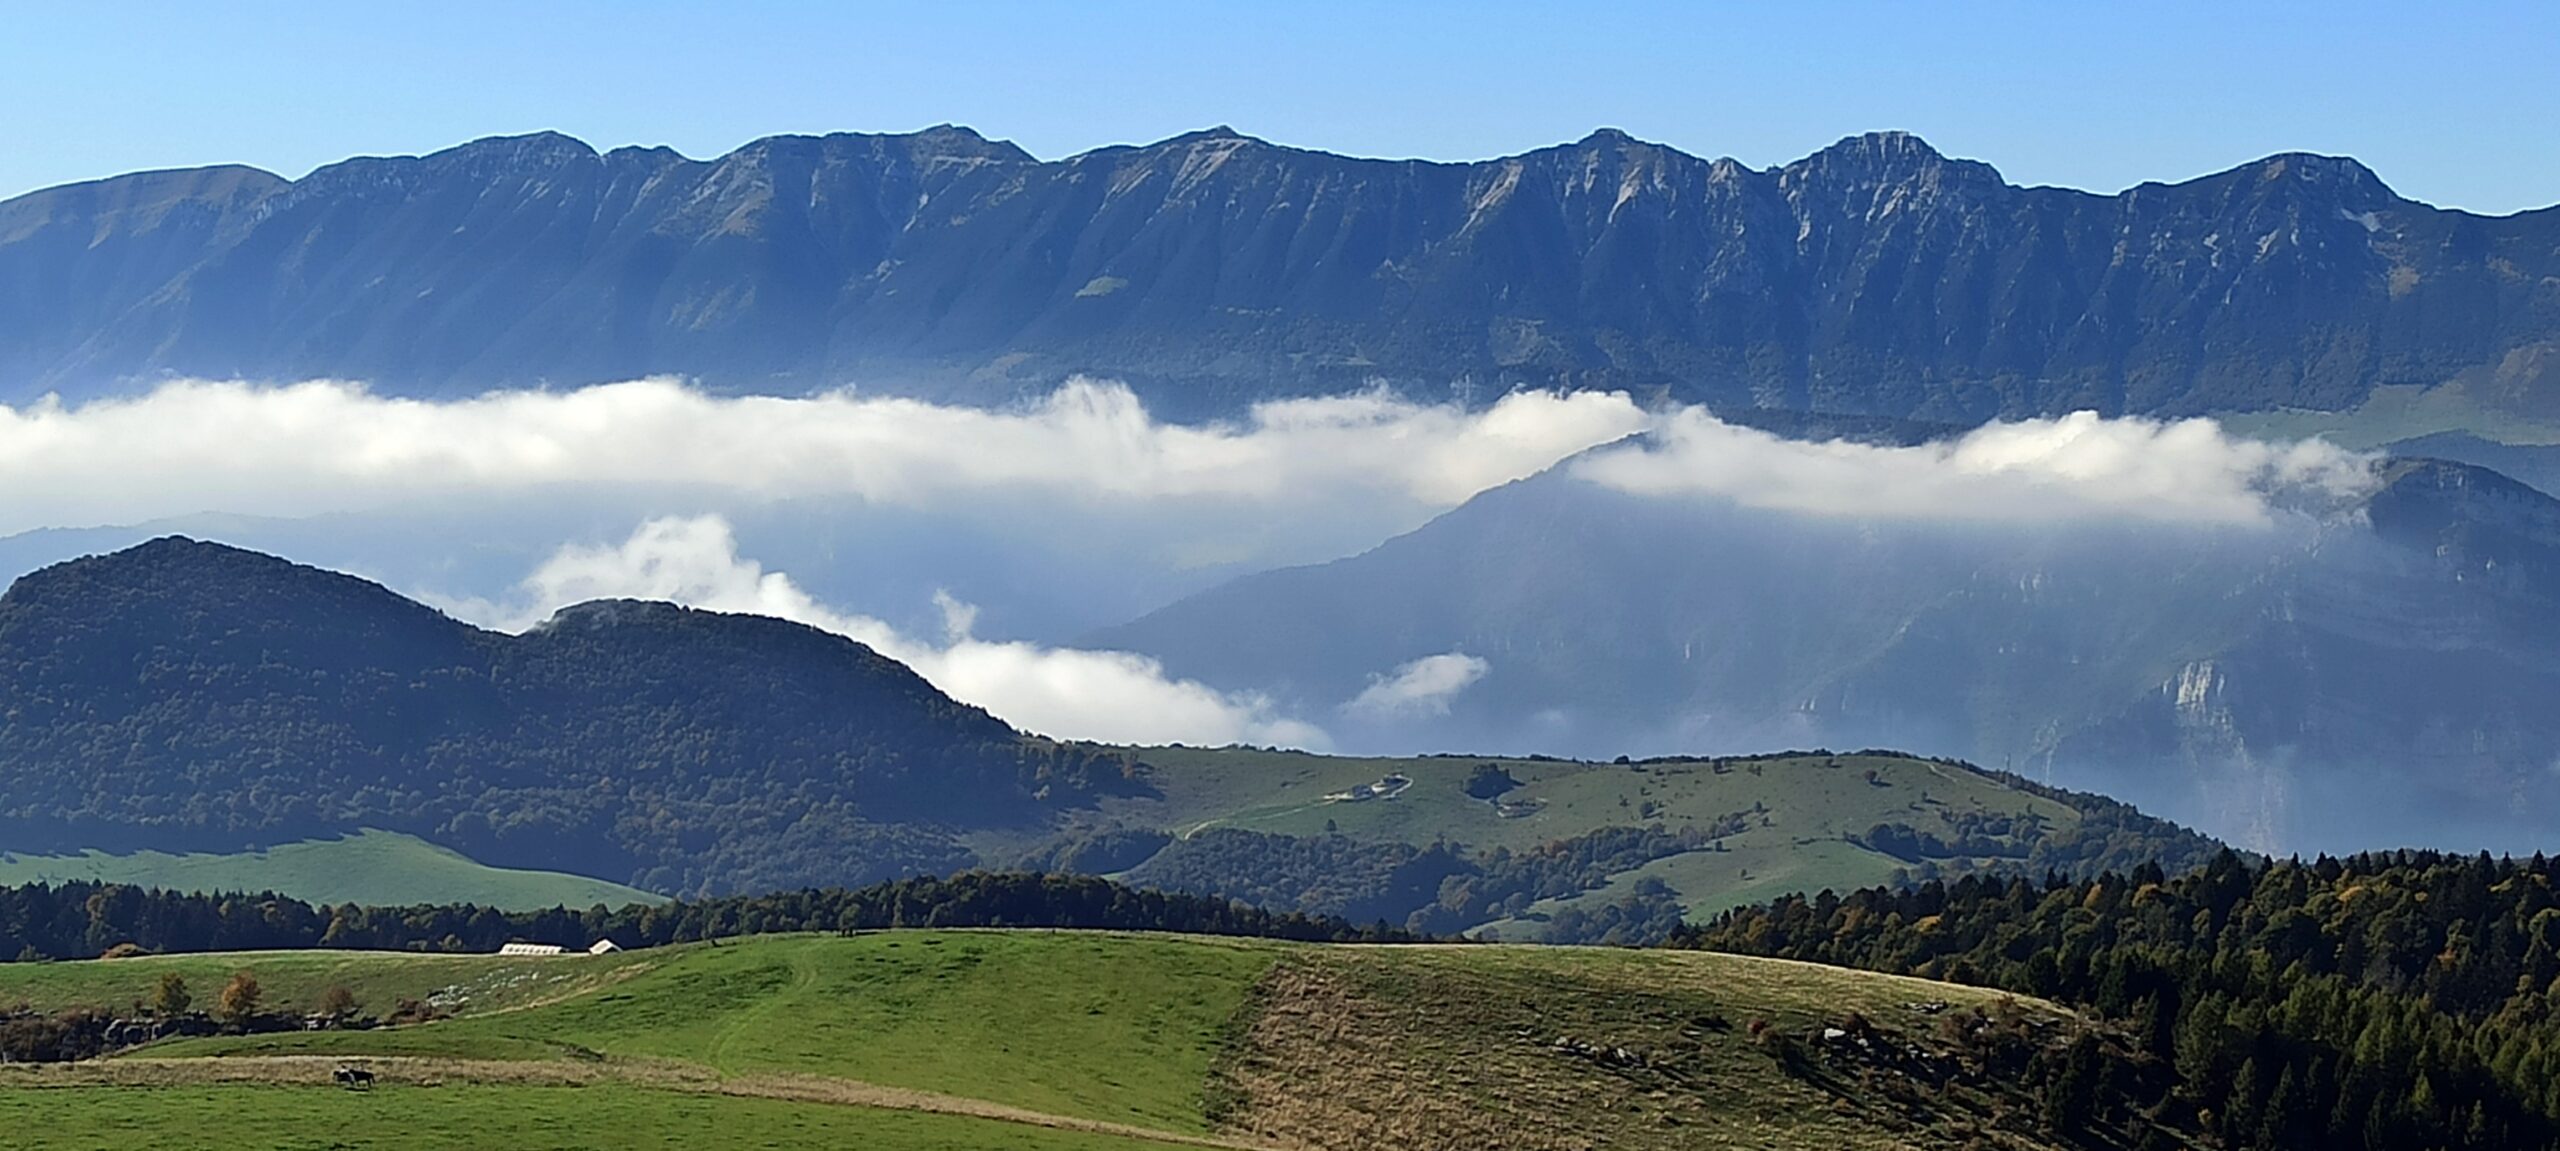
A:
[333,1066,374,1090]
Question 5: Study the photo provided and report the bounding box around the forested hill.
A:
[6,127,2560,423]
[0,537,1141,895]
[1688,850,2560,1150]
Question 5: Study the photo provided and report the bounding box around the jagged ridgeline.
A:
[0,537,1143,895]
[5,128,2559,422]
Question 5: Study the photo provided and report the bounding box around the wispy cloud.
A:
[1574,409,2377,525]
[1344,652,1492,719]
[444,515,1328,749]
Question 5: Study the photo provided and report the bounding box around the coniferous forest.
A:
[1685,850,2560,1150]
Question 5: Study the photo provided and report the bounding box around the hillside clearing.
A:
[1002,749,2100,927]
[0,947,661,1018]
[151,932,1284,1135]
[0,830,660,911]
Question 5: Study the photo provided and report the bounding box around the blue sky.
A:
[5,0,2555,212]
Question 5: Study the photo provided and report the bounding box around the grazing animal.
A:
[334,1066,375,1090]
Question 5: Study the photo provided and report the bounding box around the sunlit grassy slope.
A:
[0,946,660,1017]
[0,829,659,910]
[1002,748,2082,924]
[152,932,1280,1136]
[8,930,2086,1150]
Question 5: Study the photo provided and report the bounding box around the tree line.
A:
[1114,822,1735,941]
[0,871,1408,963]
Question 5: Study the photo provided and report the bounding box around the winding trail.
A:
[4,1055,1285,1151]
[710,949,818,1070]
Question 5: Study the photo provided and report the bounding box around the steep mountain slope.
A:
[1092,458,2560,855]
[5,128,2559,423]
[0,537,1138,894]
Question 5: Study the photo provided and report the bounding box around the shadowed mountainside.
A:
[0,537,1141,895]
[5,128,2558,423]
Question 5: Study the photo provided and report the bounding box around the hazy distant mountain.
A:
[2387,432,2560,499]
[1091,457,2560,856]
[4,127,2558,422]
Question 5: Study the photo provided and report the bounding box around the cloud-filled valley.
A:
[0,371,2427,838]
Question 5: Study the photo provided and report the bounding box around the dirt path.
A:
[0,1055,1286,1151]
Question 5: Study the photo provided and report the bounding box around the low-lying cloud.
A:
[1344,653,1492,720]
[1574,409,2378,525]
[0,377,1648,535]
[448,516,1328,749]
[0,376,2373,547]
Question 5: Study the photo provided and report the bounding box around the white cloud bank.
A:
[454,515,1328,750]
[1574,409,2378,526]
[0,377,1648,535]
[0,375,2371,540]
[1344,653,1492,720]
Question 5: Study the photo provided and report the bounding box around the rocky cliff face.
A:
[5,127,2557,420]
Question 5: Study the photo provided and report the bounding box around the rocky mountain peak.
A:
[1157,125,1263,149]
[893,124,1036,164]
[2245,151,2396,213]
[1777,130,2005,204]
[435,130,604,171]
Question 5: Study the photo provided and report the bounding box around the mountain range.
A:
[5,127,2558,425]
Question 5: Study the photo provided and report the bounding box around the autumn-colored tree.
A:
[152,972,190,1017]
[216,971,262,1027]
[319,984,359,1021]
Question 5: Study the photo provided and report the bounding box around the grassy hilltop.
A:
[1003,746,2213,936]
[0,930,2100,1151]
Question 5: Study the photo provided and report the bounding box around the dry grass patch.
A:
[1211,946,2083,1151]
